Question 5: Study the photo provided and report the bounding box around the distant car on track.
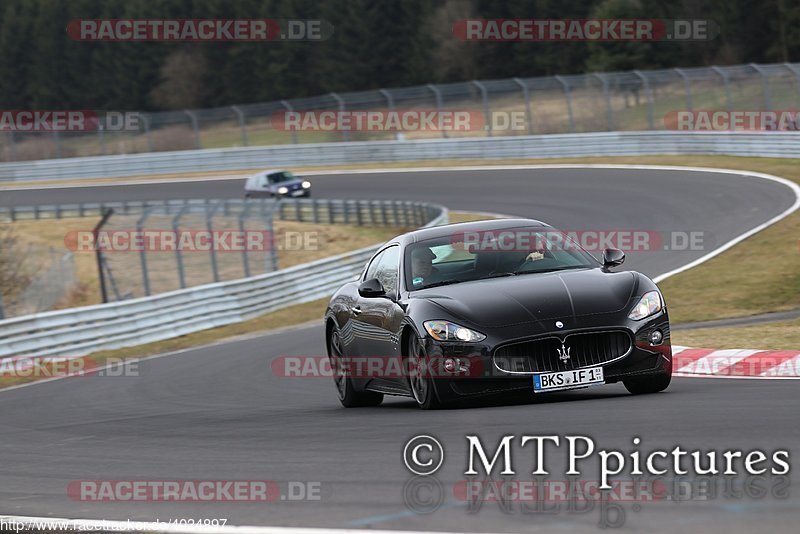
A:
[324,218,672,409]
[244,169,311,198]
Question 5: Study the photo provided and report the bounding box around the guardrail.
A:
[2,130,799,183]
[0,197,443,228]
[0,204,448,360]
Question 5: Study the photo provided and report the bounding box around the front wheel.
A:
[407,335,443,410]
[623,371,671,395]
[328,329,383,407]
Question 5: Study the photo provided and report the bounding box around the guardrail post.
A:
[231,105,249,146]
[784,63,800,105]
[750,63,773,110]
[96,208,114,302]
[513,78,534,134]
[592,73,614,131]
[554,76,575,133]
[312,199,319,223]
[472,80,492,137]
[673,68,693,113]
[184,110,202,149]
[633,70,655,129]
[427,84,447,138]
[710,66,733,113]
[172,204,190,289]
[355,201,363,225]
[280,100,298,145]
[329,92,348,142]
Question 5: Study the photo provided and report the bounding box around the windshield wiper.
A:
[515,265,593,274]
[418,278,465,289]
[478,271,517,280]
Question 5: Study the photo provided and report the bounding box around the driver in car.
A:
[410,247,440,287]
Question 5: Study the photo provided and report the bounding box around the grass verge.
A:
[672,318,800,351]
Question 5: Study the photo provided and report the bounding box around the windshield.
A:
[268,171,297,183]
[405,226,600,290]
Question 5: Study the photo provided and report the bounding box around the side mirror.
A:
[602,248,625,268]
[358,278,387,298]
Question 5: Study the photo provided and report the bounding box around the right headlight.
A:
[423,320,486,342]
[628,290,663,320]
[277,186,289,194]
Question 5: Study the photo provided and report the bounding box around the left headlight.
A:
[628,290,663,320]
[277,186,289,194]
[424,320,486,342]
[302,180,312,189]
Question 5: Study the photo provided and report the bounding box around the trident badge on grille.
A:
[557,342,571,363]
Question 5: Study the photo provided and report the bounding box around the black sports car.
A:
[324,218,672,409]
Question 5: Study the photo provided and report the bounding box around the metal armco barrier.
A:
[0,205,447,360]
[1,130,799,183]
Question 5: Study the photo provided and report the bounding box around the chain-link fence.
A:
[0,246,76,319]
[2,62,798,162]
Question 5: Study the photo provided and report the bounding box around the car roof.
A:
[390,218,551,247]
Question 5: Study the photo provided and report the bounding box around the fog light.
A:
[443,358,457,373]
[649,329,663,345]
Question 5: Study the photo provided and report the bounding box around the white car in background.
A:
[244,169,312,198]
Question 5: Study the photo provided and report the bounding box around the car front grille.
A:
[493,330,632,374]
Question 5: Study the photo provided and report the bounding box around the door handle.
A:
[351,306,362,316]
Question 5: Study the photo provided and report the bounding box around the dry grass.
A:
[672,318,800,351]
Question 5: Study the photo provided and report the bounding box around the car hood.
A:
[417,268,638,328]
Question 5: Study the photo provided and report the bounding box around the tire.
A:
[328,328,383,407]
[623,372,671,395]
[407,335,443,410]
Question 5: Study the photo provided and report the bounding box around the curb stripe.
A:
[673,347,800,378]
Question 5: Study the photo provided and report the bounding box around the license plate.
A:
[533,366,604,393]
[290,189,304,197]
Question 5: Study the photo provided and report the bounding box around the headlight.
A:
[423,320,486,342]
[277,186,289,194]
[628,290,663,320]
[301,180,311,189]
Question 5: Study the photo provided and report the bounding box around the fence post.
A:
[98,123,106,155]
[231,105,249,146]
[749,63,773,109]
[96,208,114,302]
[633,70,654,130]
[554,76,575,133]
[6,131,15,161]
[206,201,223,283]
[513,77,534,134]
[472,80,492,137]
[136,208,153,297]
[141,114,154,152]
[427,84,447,138]
[329,92,348,142]
[184,110,201,149]
[52,130,62,158]
[172,204,190,289]
[280,100,298,145]
[711,66,733,112]
[239,201,253,278]
[592,73,614,131]
[673,68,693,113]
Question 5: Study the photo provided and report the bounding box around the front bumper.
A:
[422,313,672,402]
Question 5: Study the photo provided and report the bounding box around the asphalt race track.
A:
[1,167,798,532]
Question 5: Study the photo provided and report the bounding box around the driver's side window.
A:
[365,246,400,295]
